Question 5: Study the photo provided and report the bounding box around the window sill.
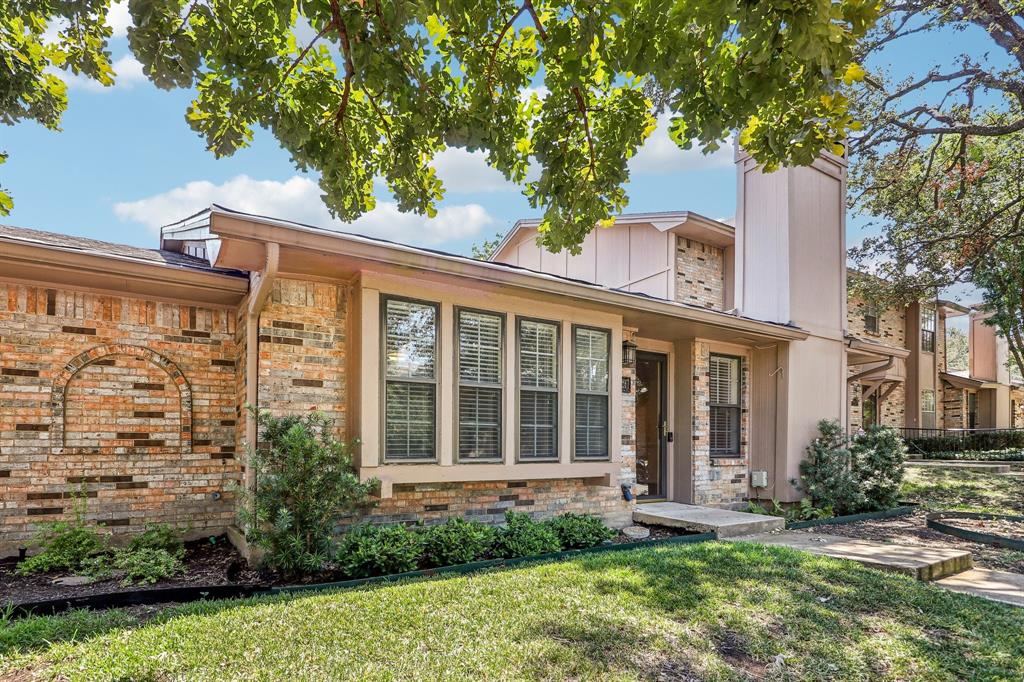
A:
[360,461,618,498]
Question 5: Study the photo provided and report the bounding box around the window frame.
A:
[515,315,561,463]
[571,324,612,462]
[454,306,506,464]
[863,302,880,334]
[379,295,441,464]
[921,388,936,429]
[708,352,742,458]
[921,305,936,353]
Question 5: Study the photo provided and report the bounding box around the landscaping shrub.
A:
[127,523,185,558]
[16,497,105,576]
[492,511,561,558]
[906,429,1024,454]
[543,513,615,549]
[335,524,423,578]
[237,409,378,576]
[798,420,865,515]
[420,518,495,568]
[918,448,1024,461]
[113,547,185,585]
[745,498,833,523]
[851,425,906,510]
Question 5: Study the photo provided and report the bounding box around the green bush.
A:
[335,524,423,578]
[918,448,1024,462]
[237,409,378,576]
[492,511,561,559]
[745,498,833,523]
[16,498,105,576]
[113,547,185,585]
[420,518,495,568]
[127,523,185,558]
[906,430,1024,454]
[543,513,614,549]
[851,425,906,511]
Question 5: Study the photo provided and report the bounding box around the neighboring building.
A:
[1,149,849,556]
[940,308,1024,429]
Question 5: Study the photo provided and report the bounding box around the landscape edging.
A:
[925,511,1024,552]
[785,504,918,530]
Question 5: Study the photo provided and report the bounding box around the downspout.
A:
[244,242,279,496]
[847,356,895,384]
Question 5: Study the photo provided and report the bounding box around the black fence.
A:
[898,427,1024,455]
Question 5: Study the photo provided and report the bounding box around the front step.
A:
[735,532,973,581]
[633,502,785,538]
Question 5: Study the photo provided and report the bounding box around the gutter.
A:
[847,356,896,384]
[244,242,279,495]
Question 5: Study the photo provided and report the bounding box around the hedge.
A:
[904,430,1024,455]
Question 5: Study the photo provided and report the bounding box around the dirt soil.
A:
[0,535,267,606]
[793,511,1024,574]
[608,522,697,544]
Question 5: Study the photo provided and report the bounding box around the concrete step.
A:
[906,461,1012,473]
[633,502,785,538]
[734,531,973,581]
[936,568,1024,607]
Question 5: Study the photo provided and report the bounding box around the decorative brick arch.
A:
[51,344,192,454]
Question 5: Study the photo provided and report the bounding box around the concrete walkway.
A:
[935,568,1024,607]
[906,461,1012,474]
[733,531,973,581]
[633,503,784,538]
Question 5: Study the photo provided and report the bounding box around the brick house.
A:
[2,150,856,555]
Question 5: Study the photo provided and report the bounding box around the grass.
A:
[3,542,1023,681]
[901,467,1024,514]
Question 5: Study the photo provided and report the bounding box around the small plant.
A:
[492,511,561,558]
[113,547,184,585]
[335,524,423,579]
[420,518,495,568]
[17,495,105,576]
[543,513,614,549]
[127,523,185,559]
[851,425,906,511]
[236,409,378,576]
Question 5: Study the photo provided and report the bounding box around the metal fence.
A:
[897,427,1024,455]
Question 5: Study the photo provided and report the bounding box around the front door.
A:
[636,351,668,499]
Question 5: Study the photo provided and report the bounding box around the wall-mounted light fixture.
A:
[622,339,637,368]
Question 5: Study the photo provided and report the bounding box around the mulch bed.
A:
[0,535,267,606]
[2,524,694,607]
[941,516,1024,540]
[793,511,1024,574]
[608,522,697,544]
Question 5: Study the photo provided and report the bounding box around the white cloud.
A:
[107,1,132,38]
[113,174,493,246]
[629,114,733,174]
[60,55,146,92]
[433,148,518,193]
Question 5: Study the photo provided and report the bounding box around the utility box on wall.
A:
[750,470,769,489]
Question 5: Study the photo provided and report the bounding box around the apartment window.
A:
[921,389,936,429]
[574,327,610,460]
[864,303,880,334]
[518,319,559,460]
[456,309,503,462]
[921,306,936,353]
[382,298,438,461]
[709,354,741,456]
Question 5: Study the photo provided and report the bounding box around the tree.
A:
[3,1,879,250]
[470,231,503,260]
[946,326,968,371]
[973,241,1024,383]
[848,1,1024,295]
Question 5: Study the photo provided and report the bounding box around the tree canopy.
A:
[3,0,877,251]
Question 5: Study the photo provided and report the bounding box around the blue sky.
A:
[2,3,999,286]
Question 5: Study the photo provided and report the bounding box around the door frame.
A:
[635,344,673,500]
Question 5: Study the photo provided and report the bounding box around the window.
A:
[864,303,880,334]
[382,298,438,461]
[862,392,879,428]
[574,327,610,460]
[709,354,741,456]
[921,306,936,353]
[518,319,559,460]
[457,309,503,462]
[921,389,936,429]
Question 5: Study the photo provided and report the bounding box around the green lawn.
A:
[3,542,1022,681]
[901,467,1024,514]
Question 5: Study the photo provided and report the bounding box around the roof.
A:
[186,204,807,340]
[0,224,245,278]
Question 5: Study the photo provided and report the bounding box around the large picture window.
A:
[574,327,610,460]
[457,309,503,461]
[518,319,559,460]
[921,306,936,353]
[709,354,741,456]
[382,298,438,461]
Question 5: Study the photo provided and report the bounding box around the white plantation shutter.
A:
[519,319,559,459]
[383,298,438,460]
[457,310,503,461]
[709,354,740,456]
[574,327,610,459]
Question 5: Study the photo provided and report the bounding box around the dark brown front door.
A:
[636,351,668,499]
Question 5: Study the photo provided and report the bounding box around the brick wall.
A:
[1012,388,1024,428]
[674,238,725,310]
[847,295,906,347]
[942,385,966,429]
[0,282,241,552]
[691,342,749,506]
